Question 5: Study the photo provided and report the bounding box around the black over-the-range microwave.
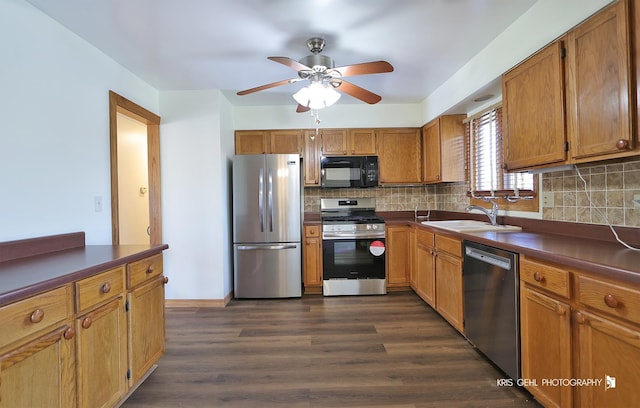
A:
[320,156,379,188]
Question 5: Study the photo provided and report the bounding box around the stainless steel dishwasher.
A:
[463,240,520,380]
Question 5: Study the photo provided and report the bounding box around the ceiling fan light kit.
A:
[237,37,394,112]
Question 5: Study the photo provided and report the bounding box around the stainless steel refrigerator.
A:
[232,154,302,298]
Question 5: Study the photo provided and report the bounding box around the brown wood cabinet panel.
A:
[434,251,463,333]
[76,297,128,408]
[349,129,377,155]
[415,230,435,307]
[235,130,269,154]
[502,40,567,170]
[127,253,163,289]
[577,274,640,326]
[378,128,422,184]
[386,225,412,289]
[422,115,465,183]
[575,310,640,407]
[520,255,570,298]
[127,275,166,385]
[303,226,322,293]
[75,266,125,313]
[0,323,76,408]
[520,285,572,408]
[269,130,303,154]
[303,131,321,186]
[320,129,348,155]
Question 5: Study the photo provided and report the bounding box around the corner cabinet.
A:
[421,115,466,184]
[378,128,422,184]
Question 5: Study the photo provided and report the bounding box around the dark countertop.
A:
[305,211,640,285]
[0,243,169,307]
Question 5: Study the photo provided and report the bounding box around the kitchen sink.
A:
[421,219,522,233]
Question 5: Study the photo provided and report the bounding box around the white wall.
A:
[159,90,234,300]
[0,0,158,244]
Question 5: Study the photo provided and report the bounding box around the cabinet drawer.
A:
[304,225,321,238]
[76,266,125,312]
[435,234,461,257]
[520,257,570,298]
[128,254,163,289]
[577,275,640,325]
[0,285,72,348]
[416,228,434,248]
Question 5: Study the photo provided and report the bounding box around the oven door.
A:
[322,237,386,280]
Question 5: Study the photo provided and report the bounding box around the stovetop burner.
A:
[320,197,384,225]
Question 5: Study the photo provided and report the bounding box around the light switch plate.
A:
[633,194,640,208]
[542,192,555,208]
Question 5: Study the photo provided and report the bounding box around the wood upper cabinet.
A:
[235,130,303,155]
[303,225,322,294]
[502,40,567,171]
[567,0,635,162]
[320,129,377,156]
[378,128,422,184]
[386,224,413,289]
[422,115,466,183]
[303,131,321,186]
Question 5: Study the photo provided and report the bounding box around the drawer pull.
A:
[616,139,630,150]
[146,265,155,274]
[533,272,543,282]
[82,317,93,329]
[63,327,75,340]
[604,294,619,309]
[30,309,45,324]
[101,282,112,294]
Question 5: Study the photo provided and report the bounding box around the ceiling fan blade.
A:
[237,78,300,95]
[333,61,394,77]
[296,104,311,113]
[268,56,312,72]
[336,80,382,104]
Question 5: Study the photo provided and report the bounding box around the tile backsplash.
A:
[304,159,640,228]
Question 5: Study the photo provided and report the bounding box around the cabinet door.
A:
[575,310,640,408]
[435,251,463,333]
[415,240,436,307]
[76,297,127,408]
[127,276,166,385]
[235,131,268,155]
[0,324,75,408]
[378,128,422,184]
[439,115,466,182]
[349,129,377,155]
[303,226,323,291]
[520,286,572,408]
[567,0,634,161]
[320,129,348,155]
[502,41,567,170]
[386,225,412,288]
[421,119,442,183]
[269,130,303,154]
[303,131,321,186]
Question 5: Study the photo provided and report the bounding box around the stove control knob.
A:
[366,225,372,230]
[372,225,378,230]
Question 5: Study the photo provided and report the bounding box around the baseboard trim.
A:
[166,292,233,308]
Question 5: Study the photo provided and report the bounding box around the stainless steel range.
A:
[321,198,386,296]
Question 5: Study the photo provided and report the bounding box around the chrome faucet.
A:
[465,201,499,226]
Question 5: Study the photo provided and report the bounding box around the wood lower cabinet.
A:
[303,225,323,294]
[414,228,435,307]
[76,297,128,408]
[378,128,422,184]
[386,224,413,290]
[434,249,463,332]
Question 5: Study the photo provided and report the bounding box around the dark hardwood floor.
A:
[122,292,541,408]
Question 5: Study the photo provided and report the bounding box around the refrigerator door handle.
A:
[259,167,264,232]
[268,168,274,232]
[236,244,298,251]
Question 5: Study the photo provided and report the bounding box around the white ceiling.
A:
[25,0,537,108]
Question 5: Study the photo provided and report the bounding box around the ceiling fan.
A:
[236,37,394,112]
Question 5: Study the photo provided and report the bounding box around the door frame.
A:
[109,91,162,246]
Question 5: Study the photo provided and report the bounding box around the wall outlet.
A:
[542,192,555,208]
[94,196,103,212]
[634,194,640,208]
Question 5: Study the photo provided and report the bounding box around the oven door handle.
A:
[322,232,385,240]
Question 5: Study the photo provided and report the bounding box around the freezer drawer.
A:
[234,243,302,298]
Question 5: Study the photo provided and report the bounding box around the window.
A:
[466,106,537,207]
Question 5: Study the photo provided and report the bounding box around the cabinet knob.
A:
[575,312,586,325]
[101,282,111,294]
[146,265,155,274]
[604,294,619,309]
[533,271,543,282]
[616,139,630,150]
[555,304,566,316]
[163,276,169,285]
[82,317,93,329]
[30,309,45,324]
[63,327,75,340]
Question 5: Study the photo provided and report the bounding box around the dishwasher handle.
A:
[465,246,512,270]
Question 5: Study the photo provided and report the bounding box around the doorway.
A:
[109,91,162,246]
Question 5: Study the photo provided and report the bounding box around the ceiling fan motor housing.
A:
[299,54,334,72]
